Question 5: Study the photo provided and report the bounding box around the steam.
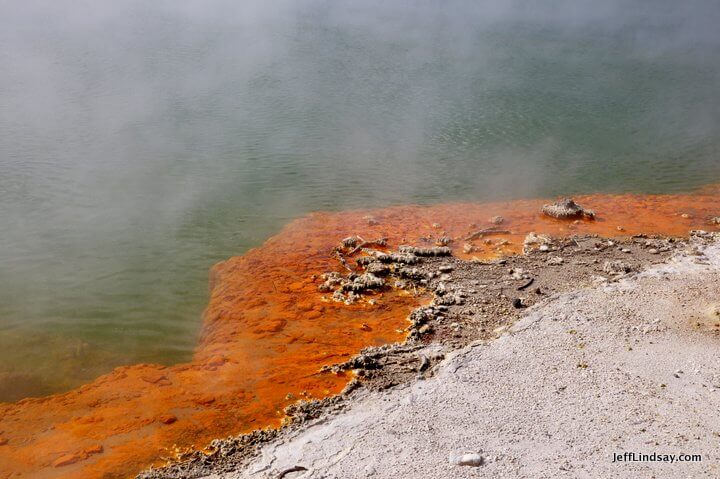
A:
[1,0,719,396]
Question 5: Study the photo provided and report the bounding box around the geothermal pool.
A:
[2,0,720,477]
[2,0,720,401]
[1,191,720,479]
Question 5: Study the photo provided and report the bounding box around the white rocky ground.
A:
[206,238,720,479]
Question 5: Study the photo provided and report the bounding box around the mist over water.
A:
[1,0,719,400]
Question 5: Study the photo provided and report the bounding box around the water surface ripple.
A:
[1,0,719,400]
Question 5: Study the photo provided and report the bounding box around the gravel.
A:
[201,234,720,479]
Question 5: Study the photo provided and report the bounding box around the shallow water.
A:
[1,191,719,479]
[1,0,720,400]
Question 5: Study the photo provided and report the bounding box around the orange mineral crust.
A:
[1,191,720,479]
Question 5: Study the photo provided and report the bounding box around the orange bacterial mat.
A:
[1,188,720,479]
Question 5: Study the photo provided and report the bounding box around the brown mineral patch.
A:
[139,371,169,385]
[157,415,177,425]
[1,189,720,479]
[205,356,227,367]
[51,453,83,468]
[83,445,104,456]
[195,395,216,406]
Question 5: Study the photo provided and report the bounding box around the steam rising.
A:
[1,0,719,398]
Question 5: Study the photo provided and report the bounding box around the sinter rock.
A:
[541,198,595,220]
[398,245,452,257]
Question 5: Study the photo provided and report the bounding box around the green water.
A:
[1,0,720,401]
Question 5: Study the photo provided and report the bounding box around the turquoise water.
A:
[1,0,720,401]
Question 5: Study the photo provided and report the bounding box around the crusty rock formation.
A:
[541,198,595,219]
